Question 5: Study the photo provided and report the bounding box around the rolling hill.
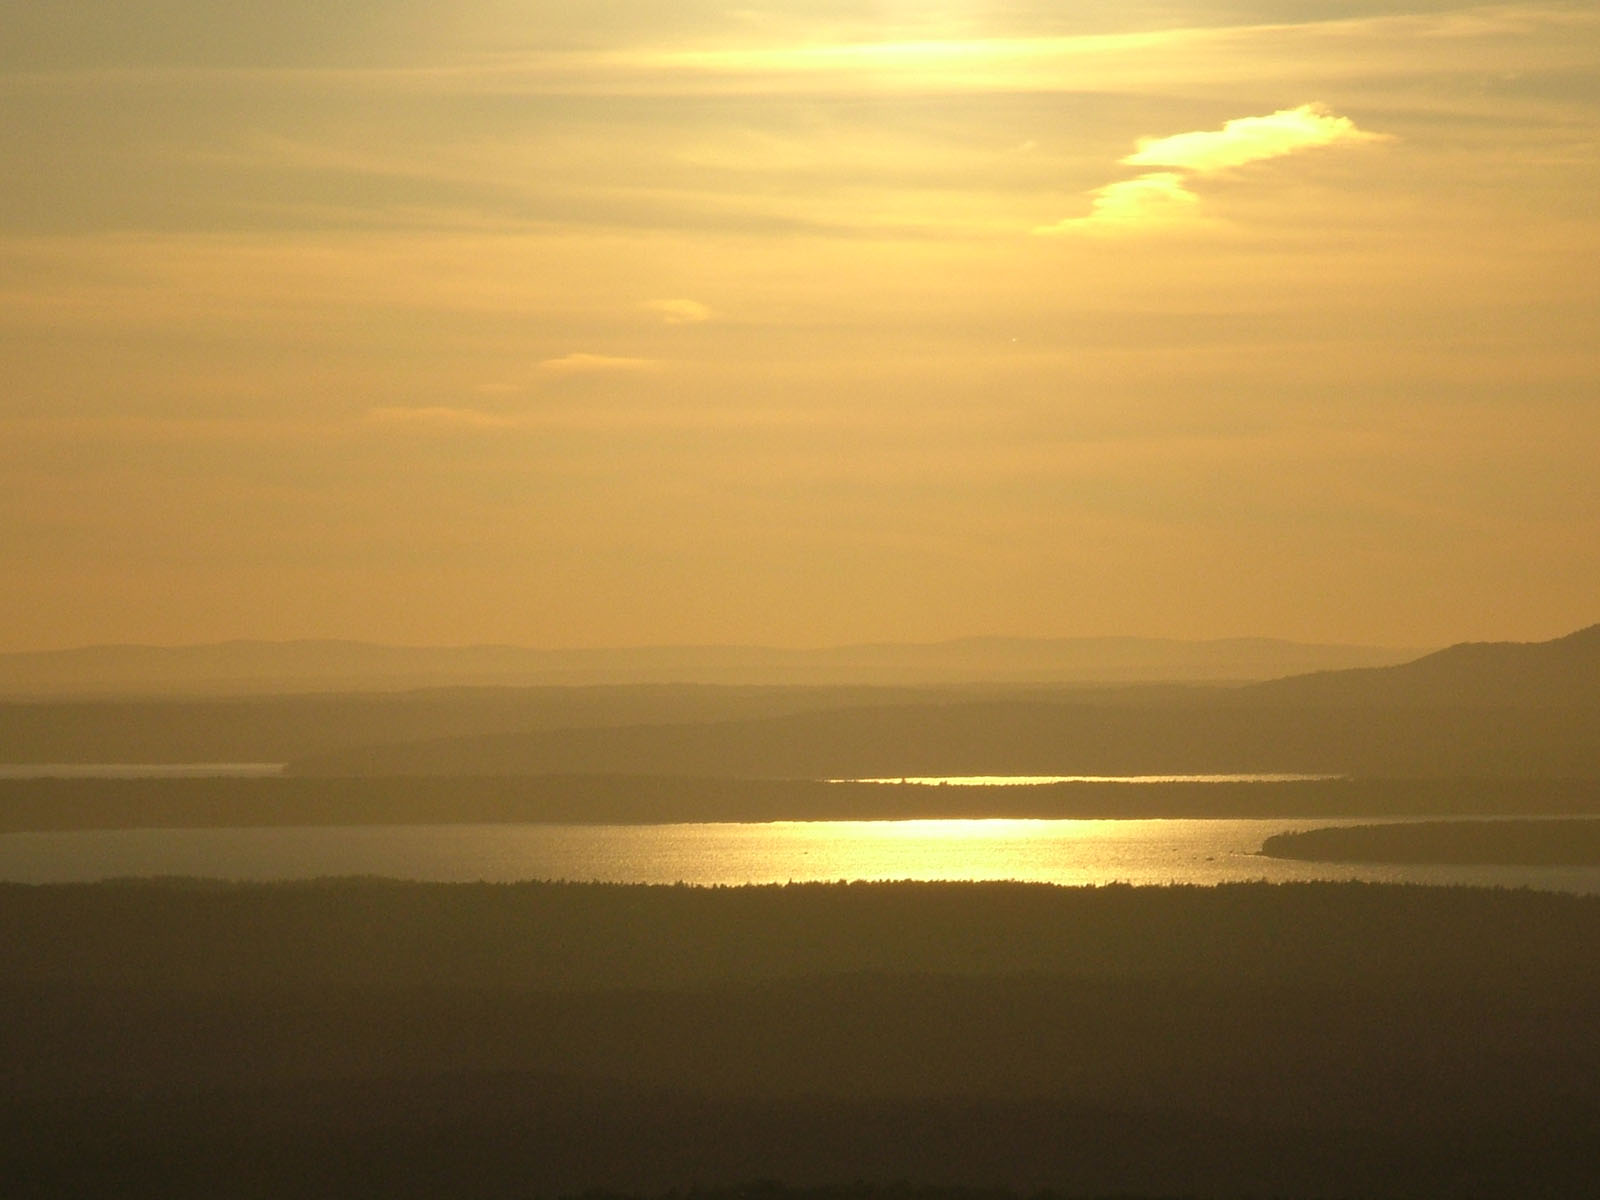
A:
[286,624,1600,780]
[1243,623,1600,708]
[0,636,1422,697]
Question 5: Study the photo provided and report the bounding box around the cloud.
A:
[364,406,520,430]
[1033,172,1201,236]
[1124,104,1390,173]
[644,298,714,325]
[1038,103,1388,236]
[537,353,663,375]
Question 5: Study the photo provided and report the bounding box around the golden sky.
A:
[3,2,1597,650]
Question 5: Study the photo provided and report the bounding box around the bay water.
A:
[3,816,1598,892]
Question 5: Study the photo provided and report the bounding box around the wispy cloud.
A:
[537,353,663,375]
[7,5,1592,105]
[445,6,1600,98]
[364,405,521,430]
[1125,104,1389,172]
[1037,103,1390,236]
[1033,172,1204,236]
[644,298,714,325]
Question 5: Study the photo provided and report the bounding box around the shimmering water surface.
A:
[836,774,1340,786]
[3,818,1598,892]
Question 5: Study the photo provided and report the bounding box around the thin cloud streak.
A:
[537,353,663,375]
[4,5,1592,98]
[364,406,523,431]
[4,3,1597,647]
[358,404,911,436]
[1125,104,1390,172]
[1034,173,1204,236]
[645,298,714,325]
[1038,103,1390,236]
[540,6,1599,97]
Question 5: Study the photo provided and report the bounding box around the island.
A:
[1259,818,1600,866]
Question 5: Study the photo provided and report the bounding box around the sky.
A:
[2,1,1597,651]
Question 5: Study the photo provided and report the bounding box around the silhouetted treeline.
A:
[3,880,1598,1197]
[5,775,1600,832]
[10,1081,1593,1199]
[1261,817,1600,864]
[564,1187,1216,1200]
[560,1188,1256,1200]
[12,878,1600,994]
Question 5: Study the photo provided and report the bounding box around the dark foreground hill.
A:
[3,880,1598,1198]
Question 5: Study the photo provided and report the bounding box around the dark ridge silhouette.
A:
[0,684,980,765]
[7,878,1597,995]
[8,1079,1594,1199]
[1241,623,1600,708]
[4,776,1600,833]
[3,880,1598,1198]
[271,623,1599,780]
[0,635,1422,697]
[1260,818,1600,865]
[285,695,1600,779]
[7,625,1593,777]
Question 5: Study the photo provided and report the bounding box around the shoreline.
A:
[1260,818,1600,866]
[3,775,1599,833]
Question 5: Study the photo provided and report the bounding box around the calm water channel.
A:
[3,766,1595,891]
[3,818,1599,892]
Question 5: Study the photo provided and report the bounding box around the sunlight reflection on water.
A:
[832,774,1340,786]
[2,818,1599,893]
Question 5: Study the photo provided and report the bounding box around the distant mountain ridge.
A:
[3,625,1593,775]
[284,623,1600,779]
[0,635,1425,696]
[1243,623,1600,708]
